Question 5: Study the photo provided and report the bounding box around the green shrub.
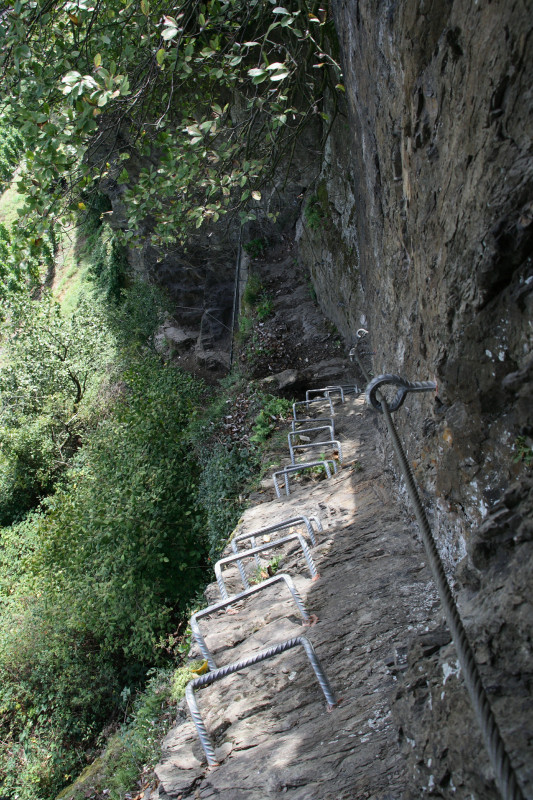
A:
[238,313,253,339]
[0,222,54,308]
[243,238,267,259]
[0,122,23,190]
[199,442,259,559]
[109,280,168,351]
[0,355,209,799]
[250,395,292,443]
[513,436,533,467]
[89,229,128,305]
[57,667,182,800]
[304,195,323,230]
[0,293,116,525]
[256,292,274,320]
[34,355,208,657]
[242,273,263,306]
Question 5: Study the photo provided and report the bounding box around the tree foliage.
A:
[0,3,340,795]
[0,351,209,799]
[0,292,115,522]
[0,0,341,247]
[0,118,23,190]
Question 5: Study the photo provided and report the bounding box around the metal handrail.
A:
[306,385,346,404]
[293,397,334,419]
[291,416,336,434]
[288,426,335,462]
[289,439,343,466]
[231,515,320,586]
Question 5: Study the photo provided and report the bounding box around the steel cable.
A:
[381,400,524,800]
[351,342,525,800]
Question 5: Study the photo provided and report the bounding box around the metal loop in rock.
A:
[366,373,436,413]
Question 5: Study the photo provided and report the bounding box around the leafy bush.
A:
[0,355,209,799]
[238,313,253,339]
[243,238,267,259]
[304,195,324,230]
[0,293,115,524]
[110,280,168,351]
[89,229,128,305]
[35,355,208,657]
[0,222,54,308]
[250,395,292,443]
[256,292,274,320]
[55,664,192,800]
[513,436,533,467]
[199,443,259,559]
[0,122,23,190]
[242,273,263,307]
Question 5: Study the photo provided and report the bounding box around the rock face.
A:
[285,4,533,790]
[296,100,365,343]
[309,0,533,559]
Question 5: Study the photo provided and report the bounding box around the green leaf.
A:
[161,27,178,40]
[62,71,82,85]
[94,53,102,68]
[156,48,165,65]
[140,0,150,15]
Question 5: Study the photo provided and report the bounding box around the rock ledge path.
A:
[151,394,514,800]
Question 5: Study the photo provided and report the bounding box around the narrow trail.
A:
[150,393,494,800]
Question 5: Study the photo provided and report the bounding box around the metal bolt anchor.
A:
[366,374,437,413]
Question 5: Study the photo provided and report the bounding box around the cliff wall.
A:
[300,0,532,564]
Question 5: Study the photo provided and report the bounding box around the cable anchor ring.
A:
[366,374,437,413]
